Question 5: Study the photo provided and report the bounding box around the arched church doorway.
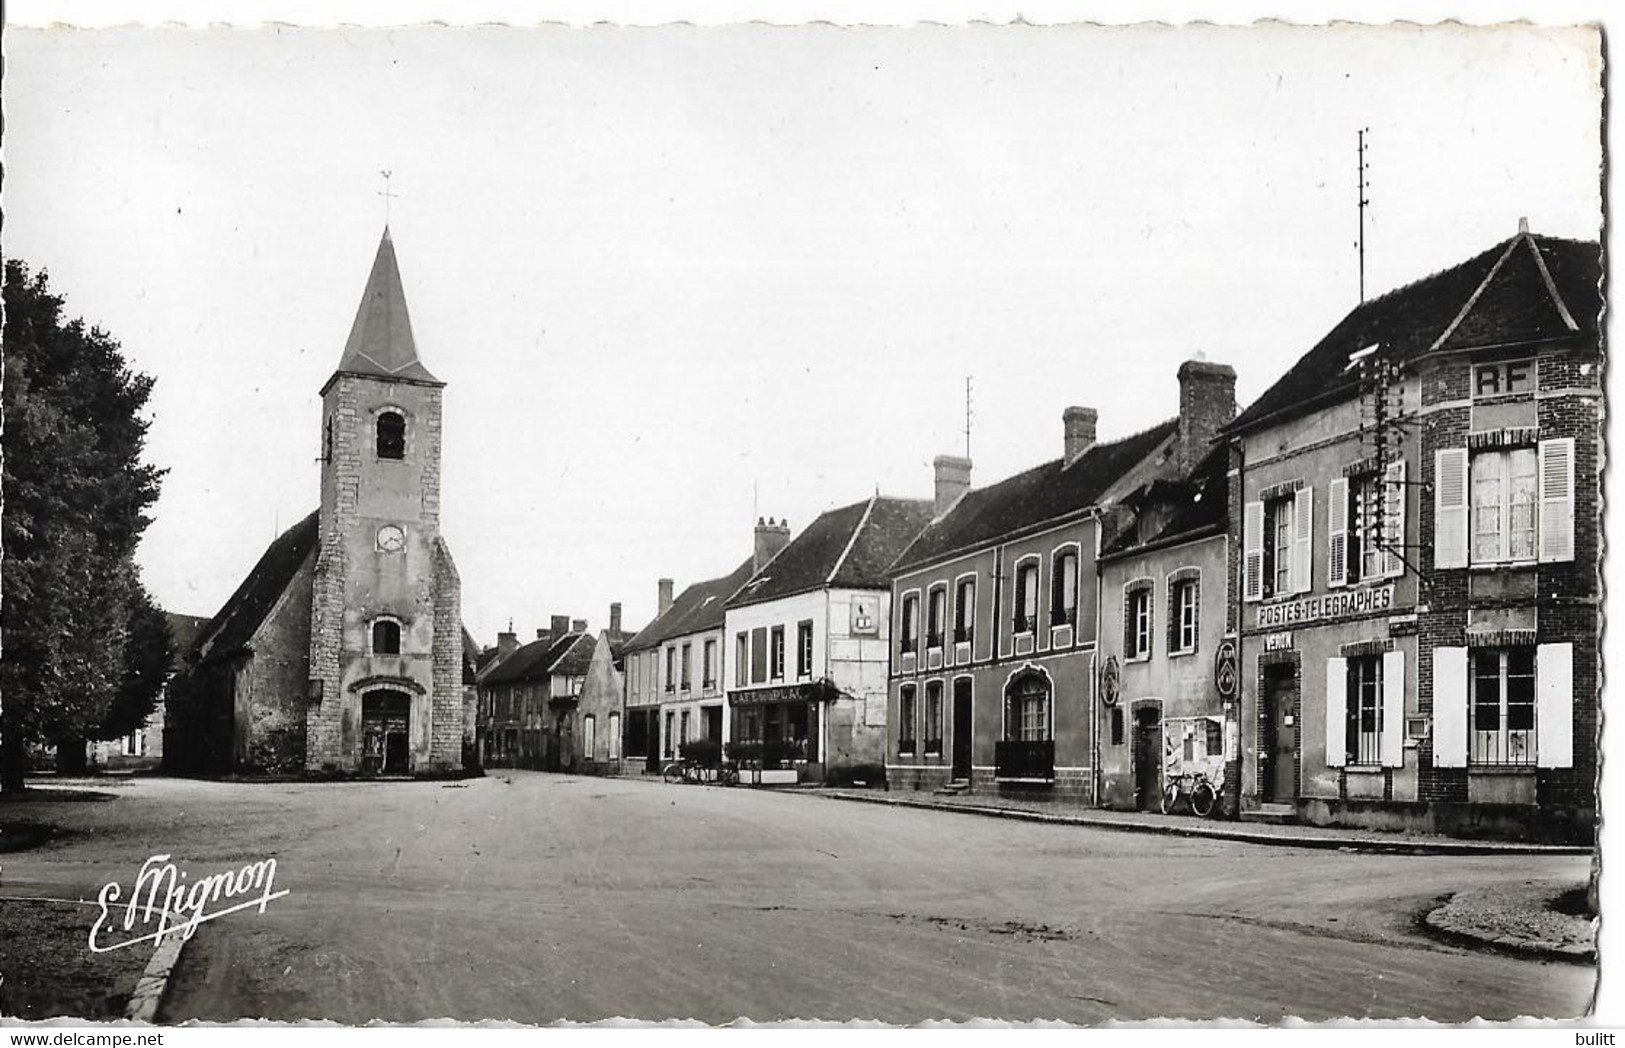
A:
[362,691,412,775]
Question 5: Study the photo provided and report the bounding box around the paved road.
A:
[0,773,1594,1023]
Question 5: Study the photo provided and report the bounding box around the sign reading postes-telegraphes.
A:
[850,594,880,637]
[1254,584,1395,630]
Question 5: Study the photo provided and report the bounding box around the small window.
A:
[954,577,976,644]
[703,639,717,688]
[1014,560,1040,633]
[735,632,748,687]
[372,619,401,655]
[797,620,814,678]
[1110,707,1125,746]
[898,684,917,754]
[900,593,920,653]
[665,648,676,693]
[924,681,943,756]
[770,626,785,679]
[1124,582,1152,660]
[376,411,406,460]
[1169,576,1199,654]
[681,643,692,690]
[1050,548,1079,628]
[927,587,947,649]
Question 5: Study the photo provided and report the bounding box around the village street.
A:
[1,774,1592,1024]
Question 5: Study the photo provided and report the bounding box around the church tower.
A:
[306,229,463,774]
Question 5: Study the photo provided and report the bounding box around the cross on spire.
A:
[377,170,401,226]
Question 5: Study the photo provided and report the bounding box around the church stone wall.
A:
[430,539,464,770]
[240,549,315,772]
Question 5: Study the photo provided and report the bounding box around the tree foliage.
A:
[1,260,166,791]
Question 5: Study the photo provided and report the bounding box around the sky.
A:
[3,14,1603,647]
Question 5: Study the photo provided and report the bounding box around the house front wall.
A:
[1097,533,1230,811]
[654,626,727,760]
[1234,386,1425,818]
[888,516,1101,798]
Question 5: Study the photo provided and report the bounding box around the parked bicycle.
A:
[1160,770,1218,817]
[660,758,740,786]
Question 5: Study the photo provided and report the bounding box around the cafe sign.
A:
[1255,584,1395,630]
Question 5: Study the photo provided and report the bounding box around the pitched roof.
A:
[1225,232,1600,436]
[727,496,934,609]
[326,228,441,389]
[624,557,756,654]
[194,510,320,666]
[163,612,213,671]
[891,419,1181,573]
[481,630,596,686]
[1101,441,1230,560]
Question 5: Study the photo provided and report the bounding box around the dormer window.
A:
[377,411,406,460]
[372,619,401,655]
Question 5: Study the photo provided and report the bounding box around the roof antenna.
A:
[1356,128,1371,303]
[964,375,974,459]
[378,170,400,228]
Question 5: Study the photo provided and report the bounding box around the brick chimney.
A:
[550,614,570,638]
[933,455,972,517]
[1063,406,1098,466]
[657,578,674,618]
[609,602,623,635]
[1176,359,1237,475]
[571,618,588,633]
[497,630,519,655]
[754,517,791,573]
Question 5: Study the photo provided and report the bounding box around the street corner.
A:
[1423,878,1597,963]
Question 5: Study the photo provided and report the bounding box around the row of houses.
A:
[472,222,1599,842]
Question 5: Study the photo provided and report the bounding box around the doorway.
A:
[1262,665,1298,802]
[361,691,412,776]
[951,678,973,781]
[1132,705,1162,810]
[703,705,723,743]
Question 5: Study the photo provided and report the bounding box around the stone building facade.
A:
[1220,225,1599,841]
[168,229,469,776]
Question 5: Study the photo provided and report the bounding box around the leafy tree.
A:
[96,587,176,745]
[1,261,165,792]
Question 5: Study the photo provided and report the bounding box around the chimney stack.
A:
[497,629,519,655]
[572,618,588,634]
[609,602,623,635]
[536,628,548,640]
[754,516,792,573]
[1063,406,1098,466]
[1176,359,1237,475]
[657,578,675,617]
[550,614,570,638]
[932,455,973,517]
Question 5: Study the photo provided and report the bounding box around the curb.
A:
[1423,900,1596,965]
[810,790,1593,856]
[125,928,189,1023]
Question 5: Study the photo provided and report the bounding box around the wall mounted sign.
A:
[1100,655,1120,707]
[1213,640,1238,699]
[850,595,880,636]
[1262,632,1294,652]
[1255,584,1395,630]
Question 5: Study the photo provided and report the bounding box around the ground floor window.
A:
[608,713,621,760]
[731,701,818,764]
[583,715,596,759]
[664,712,676,759]
[121,731,144,757]
[1345,655,1382,765]
[1004,672,1051,742]
[1471,647,1536,766]
[898,685,916,754]
[924,681,943,756]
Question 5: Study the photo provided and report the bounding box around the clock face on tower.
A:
[376,525,405,553]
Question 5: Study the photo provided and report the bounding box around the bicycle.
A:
[1160,770,1218,817]
[661,759,741,786]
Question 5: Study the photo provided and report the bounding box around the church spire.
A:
[328,227,441,388]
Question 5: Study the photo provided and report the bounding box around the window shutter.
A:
[1165,579,1178,654]
[1538,438,1576,563]
[1327,477,1349,588]
[1190,576,1200,652]
[1381,649,1405,767]
[1434,448,1469,569]
[1536,642,1574,768]
[1384,459,1407,577]
[1243,501,1264,603]
[1432,647,1468,768]
[1326,657,1348,768]
[1292,486,1314,594]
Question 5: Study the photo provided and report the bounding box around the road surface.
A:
[0,772,1593,1023]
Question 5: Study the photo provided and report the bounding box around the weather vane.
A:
[378,170,400,226]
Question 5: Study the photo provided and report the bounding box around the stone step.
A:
[1240,802,1298,825]
[934,779,971,796]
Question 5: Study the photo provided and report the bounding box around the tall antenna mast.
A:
[1356,128,1371,303]
[964,375,974,459]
